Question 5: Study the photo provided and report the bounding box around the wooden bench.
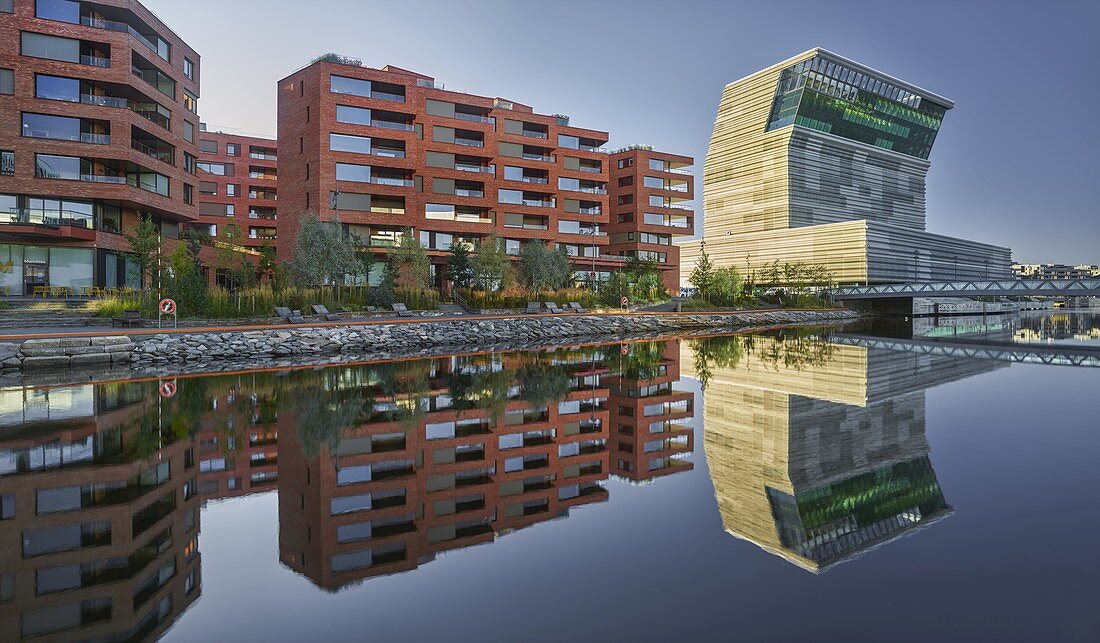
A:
[392,303,415,318]
[111,309,142,327]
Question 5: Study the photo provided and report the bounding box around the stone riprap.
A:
[1,310,859,372]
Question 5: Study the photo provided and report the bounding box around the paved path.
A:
[0,309,834,341]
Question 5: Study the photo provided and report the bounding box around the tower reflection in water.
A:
[0,339,698,638]
[682,330,1005,573]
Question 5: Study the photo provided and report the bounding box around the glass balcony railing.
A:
[578,166,602,173]
[372,148,406,158]
[521,130,548,139]
[80,55,111,68]
[522,152,554,162]
[454,112,495,125]
[371,120,414,131]
[81,16,168,61]
[455,164,495,174]
[574,186,606,194]
[578,143,606,153]
[454,138,484,148]
[454,188,484,198]
[1,209,95,228]
[370,90,406,103]
[519,176,549,184]
[131,140,173,164]
[578,206,601,215]
[80,174,128,184]
[249,152,277,160]
[371,177,414,187]
[81,93,128,108]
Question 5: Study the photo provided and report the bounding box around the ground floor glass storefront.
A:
[0,245,140,294]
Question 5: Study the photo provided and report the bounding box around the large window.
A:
[335,163,370,183]
[34,74,79,101]
[199,139,218,154]
[0,68,12,95]
[34,154,81,180]
[197,161,232,176]
[330,133,371,154]
[22,113,82,142]
[331,75,371,97]
[21,32,80,64]
[35,0,80,23]
[335,105,371,126]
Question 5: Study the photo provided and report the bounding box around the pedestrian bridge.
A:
[831,279,1100,300]
[833,334,1100,368]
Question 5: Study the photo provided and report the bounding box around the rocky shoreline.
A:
[0,309,860,376]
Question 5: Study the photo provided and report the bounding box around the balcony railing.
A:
[248,211,277,220]
[370,90,406,103]
[455,164,495,174]
[454,112,495,125]
[519,176,548,184]
[249,152,277,160]
[521,130,548,139]
[573,186,606,194]
[371,120,415,131]
[130,105,170,130]
[81,93,128,108]
[578,166,602,174]
[371,177,414,187]
[578,206,601,215]
[81,16,167,61]
[454,188,484,197]
[1,209,95,228]
[663,166,692,175]
[80,174,128,184]
[454,138,484,148]
[578,144,605,153]
[131,140,173,164]
[372,148,406,158]
[80,55,111,68]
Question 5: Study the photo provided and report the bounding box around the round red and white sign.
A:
[159,380,177,398]
[620,296,628,307]
[159,298,177,315]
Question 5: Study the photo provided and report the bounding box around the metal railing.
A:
[370,90,406,103]
[454,188,484,198]
[454,164,495,174]
[249,152,277,160]
[80,55,111,68]
[81,93,128,108]
[371,120,415,131]
[131,139,173,164]
[81,16,167,61]
[454,138,484,148]
[1,209,95,228]
[80,174,127,184]
[371,177,414,187]
[454,112,495,125]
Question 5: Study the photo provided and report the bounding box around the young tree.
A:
[165,241,208,314]
[447,240,474,291]
[688,246,715,302]
[518,242,570,295]
[387,229,431,293]
[709,266,744,306]
[472,235,511,290]
[289,211,366,287]
[124,213,162,290]
[215,221,256,291]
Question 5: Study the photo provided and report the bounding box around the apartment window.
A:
[336,105,371,125]
[226,143,240,156]
[182,153,196,175]
[198,181,217,195]
[559,134,579,149]
[226,183,238,196]
[35,0,80,22]
[1,494,13,519]
[183,183,193,205]
[643,176,665,189]
[22,521,111,557]
[34,154,81,180]
[183,90,198,114]
[648,158,668,171]
[22,113,85,142]
[21,32,81,64]
[1,151,13,177]
[0,68,13,95]
[331,75,371,97]
[617,194,633,205]
[197,161,232,176]
[330,133,371,154]
[335,163,370,183]
[1,0,11,12]
[183,57,195,80]
[498,189,523,205]
[199,139,218,154]
[618,157,634,169]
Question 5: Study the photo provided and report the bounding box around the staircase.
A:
[0,301,101,330]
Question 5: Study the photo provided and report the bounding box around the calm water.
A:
[1,316,1098,642]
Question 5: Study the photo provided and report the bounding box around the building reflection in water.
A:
[0,339,698,637]
[683,331,1005,573]
[0,382,202,641]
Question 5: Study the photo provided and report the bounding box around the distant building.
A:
[680,48,1012,286]
[1012,263,1100,280]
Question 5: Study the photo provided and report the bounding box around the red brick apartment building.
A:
[0,0,201,294]
[604,340,695,482]
[277,56,695,290]
[0,381,201,640]
[606,147,695,293]
[194,127,278,260]
[276,350,613,589]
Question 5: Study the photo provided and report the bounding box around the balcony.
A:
[454,188,484,198]
[80,13,170,61]
[372,119,413,131]
[522,151,554,162]
[131,127,175,165]
[372,176,414,187]
[249,189,277,200]
[248,208,277,220]
[131,52,174,99]
[578,165,602,174]
[454,163,495,174]
[79,93,127,108]
[249,151,277,161]
[454,111,495,125]
[80,54,111,68]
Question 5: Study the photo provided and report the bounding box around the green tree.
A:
[516,361,572,409]
[473,235,512,290]
[215,221,256,291]
[689,246,715,302]
[289,211,366,287]
[447,240,474,290]
[165,241,208,314]
[388,229,431,293]
[518,242,570,295]
[709,266,744,306]
[124,213,162,289]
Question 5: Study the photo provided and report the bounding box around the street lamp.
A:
[953,255,958,282]
[582,227,598,292]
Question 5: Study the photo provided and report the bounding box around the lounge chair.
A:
[567,302,587,313]
[274,306,305,324]
[111,309,142,328]
[545,302,564,314]
[392,303,415,318]
[311,304,341,321]
[525,302,542,314]
[365,306,378,313]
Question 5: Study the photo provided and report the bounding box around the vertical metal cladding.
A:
[682,48,1013,286]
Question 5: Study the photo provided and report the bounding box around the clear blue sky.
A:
[147,0,1099,264]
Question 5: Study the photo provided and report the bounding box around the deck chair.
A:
[392,303,415,317]
[525,301,542,314]
[567,302,587,313]
[311,304,341,321]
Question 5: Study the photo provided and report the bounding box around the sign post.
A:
[158,298,177,328]
[158,379,177,398]
[620,295,628,313]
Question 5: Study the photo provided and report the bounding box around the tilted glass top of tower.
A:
[765,55,950,159]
